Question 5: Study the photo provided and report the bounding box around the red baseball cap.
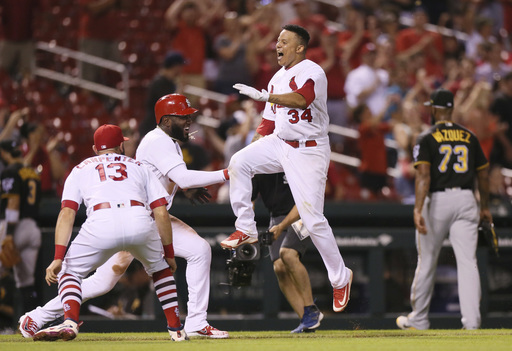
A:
[94,124,129,150]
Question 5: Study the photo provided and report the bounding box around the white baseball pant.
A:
[228,134,350,289]
[28,215,211,333]
[407,189,481,329]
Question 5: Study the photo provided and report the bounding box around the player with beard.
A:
[19,94,230,339]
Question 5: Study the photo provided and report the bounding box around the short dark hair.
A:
[351,104,368,124]
[282,24,310,49]
[0,139,22,158]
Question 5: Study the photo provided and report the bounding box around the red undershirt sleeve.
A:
[255,118,275,136]
[294,79,315,107]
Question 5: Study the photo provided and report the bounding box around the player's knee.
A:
[187,238,211,264]
[273,259,287,278]
[279,248,300,268]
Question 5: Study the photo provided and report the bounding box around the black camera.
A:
[225,243,260,287]
[259,230,274,246]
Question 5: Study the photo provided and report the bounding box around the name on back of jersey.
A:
[431,128,471,144]
[76,155,142,169]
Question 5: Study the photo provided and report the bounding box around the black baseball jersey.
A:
[252,173,295,217]
[413,121,488,192]
[0,162,41,220]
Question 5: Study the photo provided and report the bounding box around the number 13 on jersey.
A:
[95,163,128,182]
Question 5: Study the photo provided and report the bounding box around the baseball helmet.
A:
[154,94,198,124]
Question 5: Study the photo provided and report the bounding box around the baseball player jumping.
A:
[220,24,353,313]
[396,89,492,330]
[19,94,229,339]
[32,124,187,341]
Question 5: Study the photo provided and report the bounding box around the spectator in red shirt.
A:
[353,102,393,200]
[165,0,225,102]
[0,0,43,81]
[337,4,372,72]
[395,6,444,79]
[78,0,124,85]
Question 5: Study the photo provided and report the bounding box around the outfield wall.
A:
[33,199,512,331]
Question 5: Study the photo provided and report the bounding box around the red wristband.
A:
[163,244,174,259]
[223,169,229,180]
[55,245,67,260]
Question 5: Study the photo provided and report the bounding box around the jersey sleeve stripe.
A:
[255,118,275,136]
[476,162,489,171]
[294,79,315,107]
[61,200,79,211]
[414,161,431,167]
[150,197,168,209]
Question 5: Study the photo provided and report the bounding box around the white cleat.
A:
[18,313,41,338]
[187,325,229,339]
[396,316,416,330]
[168,327,189,341]
[33,319,79,341]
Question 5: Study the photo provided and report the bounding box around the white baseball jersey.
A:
[263,59,329,141]
[136,127,226,209]
[136,128,185,209]
[62,153,169,216]
[60,152,171,278]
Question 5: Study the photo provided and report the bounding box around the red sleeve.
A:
[150,197,168,210]
[295,79,315,107]
[61,200,79,211]
[255,118,275,136]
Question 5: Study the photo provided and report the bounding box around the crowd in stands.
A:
[0,0,512,210]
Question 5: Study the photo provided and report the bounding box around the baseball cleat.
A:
[291,304,324,333]
[396,316,416,330]
[187,324,229,339]
[18,313,40,338]
[333,268,353,312]
[33,319,79,341]
[220,230,258,249]
[291,323,317,333]
[168,326,189,341]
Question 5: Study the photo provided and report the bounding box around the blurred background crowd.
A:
[0,0,512,210]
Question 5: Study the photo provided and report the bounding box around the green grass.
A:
[1,330,512,351]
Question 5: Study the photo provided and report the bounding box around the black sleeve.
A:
[0,168,21,196]
[474,135,489,170]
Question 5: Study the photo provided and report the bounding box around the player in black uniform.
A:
[252,173,323,333]
[0,139,42,313]
[396,89,492,330]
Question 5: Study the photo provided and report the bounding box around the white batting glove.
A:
[233,83,269,102]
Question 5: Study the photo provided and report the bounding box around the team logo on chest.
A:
[289,76,298,91]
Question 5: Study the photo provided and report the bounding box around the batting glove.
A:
[233,83,269,102]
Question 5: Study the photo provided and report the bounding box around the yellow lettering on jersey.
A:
[19,167,41,181]
[432,129,444,143]
[432,129,470,143]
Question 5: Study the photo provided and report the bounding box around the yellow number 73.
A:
[438,144,468,173]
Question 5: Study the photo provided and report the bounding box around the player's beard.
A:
[170,123,189,142]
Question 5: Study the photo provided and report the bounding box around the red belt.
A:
[283,139,317,148]
[92,200,144,211]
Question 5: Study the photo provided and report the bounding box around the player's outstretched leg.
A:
[220,230,258,249]
[33,273,83,342]
[33,319,79,341]
[152,268,189,341]
[333,269,353,312]
[291,304,324,333]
